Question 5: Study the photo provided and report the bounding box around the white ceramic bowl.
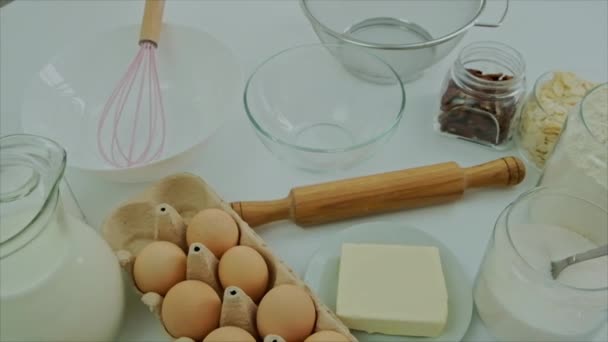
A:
[20,24,242,182]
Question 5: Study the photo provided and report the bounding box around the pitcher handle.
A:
[475,0,510,28]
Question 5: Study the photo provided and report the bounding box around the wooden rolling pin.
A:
[231,157,525,227]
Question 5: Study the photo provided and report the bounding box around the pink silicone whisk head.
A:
[96,41,166,169]
[97,0,166,169]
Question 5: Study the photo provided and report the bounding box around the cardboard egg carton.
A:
[102,173,356,341]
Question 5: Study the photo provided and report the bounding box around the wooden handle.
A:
[139,0,165,44]
[464,156,525,188]
[230,198,291,228]
[231,157,525,227]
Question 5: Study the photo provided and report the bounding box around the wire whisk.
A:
[97,0,166,168]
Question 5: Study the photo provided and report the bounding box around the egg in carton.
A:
[102,173,356,341]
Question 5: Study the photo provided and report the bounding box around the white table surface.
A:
[1,1,607,341]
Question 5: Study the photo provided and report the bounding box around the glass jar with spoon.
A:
[474,187,608,342]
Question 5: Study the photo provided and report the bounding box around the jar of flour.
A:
[539,83,608,209]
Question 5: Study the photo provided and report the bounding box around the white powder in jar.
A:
[475,223,608,342]
[539,84,608,209]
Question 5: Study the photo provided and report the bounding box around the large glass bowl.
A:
[244,44,405,172]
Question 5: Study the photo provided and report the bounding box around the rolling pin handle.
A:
[230,198,292,228]
[464,157,526,188]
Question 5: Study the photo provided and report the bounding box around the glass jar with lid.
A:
[0,134,125,341]
[538,83,608,209]
[436,41,526,149]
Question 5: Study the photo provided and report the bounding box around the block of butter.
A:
[336,243,448,337]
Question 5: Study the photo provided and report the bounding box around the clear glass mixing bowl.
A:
[244,44,405,172]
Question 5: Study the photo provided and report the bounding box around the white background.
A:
[1,0,607,341]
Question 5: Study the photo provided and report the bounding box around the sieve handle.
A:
[474,0,509,28]
[139,0,166,45]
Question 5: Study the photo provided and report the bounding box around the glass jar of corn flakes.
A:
[516,71,597,169]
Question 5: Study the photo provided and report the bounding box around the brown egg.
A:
[161,280,221,339]
[304,331,350,342]
[133,241,186,295]
[187,208,239,258]
[257,284,316,342]
[203,326,256,342]
[219,246,269,302]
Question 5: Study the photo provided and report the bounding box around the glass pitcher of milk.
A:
[0,134,125,341]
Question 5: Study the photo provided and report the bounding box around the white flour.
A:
[475,223,608,341]
[540,85,608,209]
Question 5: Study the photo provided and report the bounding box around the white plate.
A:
[304,221,473,342]
[21,23,242,182]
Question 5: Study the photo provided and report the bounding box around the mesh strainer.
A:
[301,0,509,82]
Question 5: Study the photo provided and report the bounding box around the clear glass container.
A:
[474,187,608,341]
[244,44,405,172]
[517,71,567,169]
[436,41,526,149]
[538,83,608,209]
[0,134,125,341]
[516,71,597,170]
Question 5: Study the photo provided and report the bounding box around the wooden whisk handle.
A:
[140,0,165,45]
[231,157,526,227]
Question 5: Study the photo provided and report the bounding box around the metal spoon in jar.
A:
[551,244,608,279]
